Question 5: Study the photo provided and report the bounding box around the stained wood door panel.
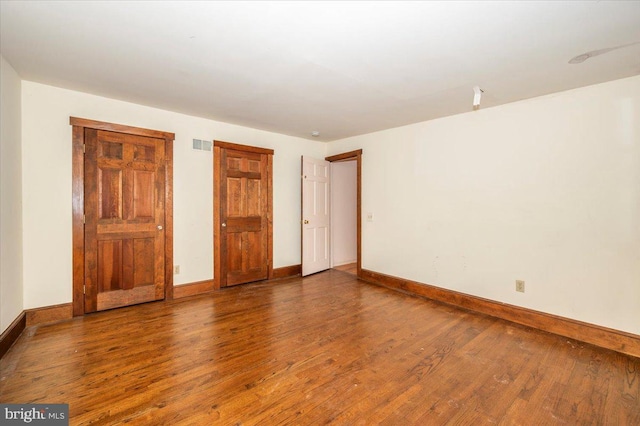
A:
[133,171,155,219]
[96,238,155,291]
[97,239,123,292]
[98,168,123,219]
[226,178,244,216]
[132,238,155,286]
[226,231,267,285]
[227,233,243,272]
[222,149,268,286]
[215,142,273,288]
[84,129,166,312]
[226,217,262,232]
[96,286,159,312]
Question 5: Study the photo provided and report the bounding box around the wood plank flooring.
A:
[1,270,639,425]
[333,263,357,276]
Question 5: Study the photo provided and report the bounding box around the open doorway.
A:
[330,159,357,276]
[301,149,362,278]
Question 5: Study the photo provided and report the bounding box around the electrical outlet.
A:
[174,265,180,275]
[516,280,525,293]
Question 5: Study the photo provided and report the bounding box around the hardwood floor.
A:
[333,262,357,276]
[1,270,638,425]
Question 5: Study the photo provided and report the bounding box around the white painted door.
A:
[302,156,331,276]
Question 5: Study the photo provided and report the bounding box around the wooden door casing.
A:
[214,141,274,288]
[71,117,174,316]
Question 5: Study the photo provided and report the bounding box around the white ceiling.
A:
[1,1,639,142]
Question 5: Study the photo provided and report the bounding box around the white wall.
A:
[328,75,640,335]
[0,56,24,333]
[21,81,325,309]
[331,161,357,266]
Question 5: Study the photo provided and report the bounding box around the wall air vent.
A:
[193,139,212,152]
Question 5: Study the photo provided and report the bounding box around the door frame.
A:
[71,117,175,316]
[213,140,274,289]
[325,149,363,278]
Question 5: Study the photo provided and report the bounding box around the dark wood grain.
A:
[1,270,638,424]
[0,312,25,359]
[164,136,174,300]
[96,286,157,311]
[71,118,174,315]
[173,280,215,299]
[72,125,85,316]
[85,130,165,312]
[213,145,222,290]
[333,262,356,275]
[355,152,362,278]
[214,142,273,288]
[299,155,304,279]
[361,268,640,358]
[272,264,302,279]
[69,117,174,140]
[83,129,99,313]
[26,304,73,327]
[267,154,274,280]
[325,149,363,162]
[213,140,274,155]
[222,149,270,286]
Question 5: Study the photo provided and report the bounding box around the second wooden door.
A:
[215,142,273,287]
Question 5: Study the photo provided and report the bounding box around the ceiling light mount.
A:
[311,131,320,137]
[473,86,484,110]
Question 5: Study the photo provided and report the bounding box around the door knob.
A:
[303,220,309,224]
[157,225,163,230]
[222,223,227,227]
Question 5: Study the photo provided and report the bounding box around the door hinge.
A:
[83,285,86,294]
[83,143,86,153]
[83,214,86,224]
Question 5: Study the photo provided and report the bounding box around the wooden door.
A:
[301,156,331,276]
[84,129,166,312]
[215,142,273,287]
